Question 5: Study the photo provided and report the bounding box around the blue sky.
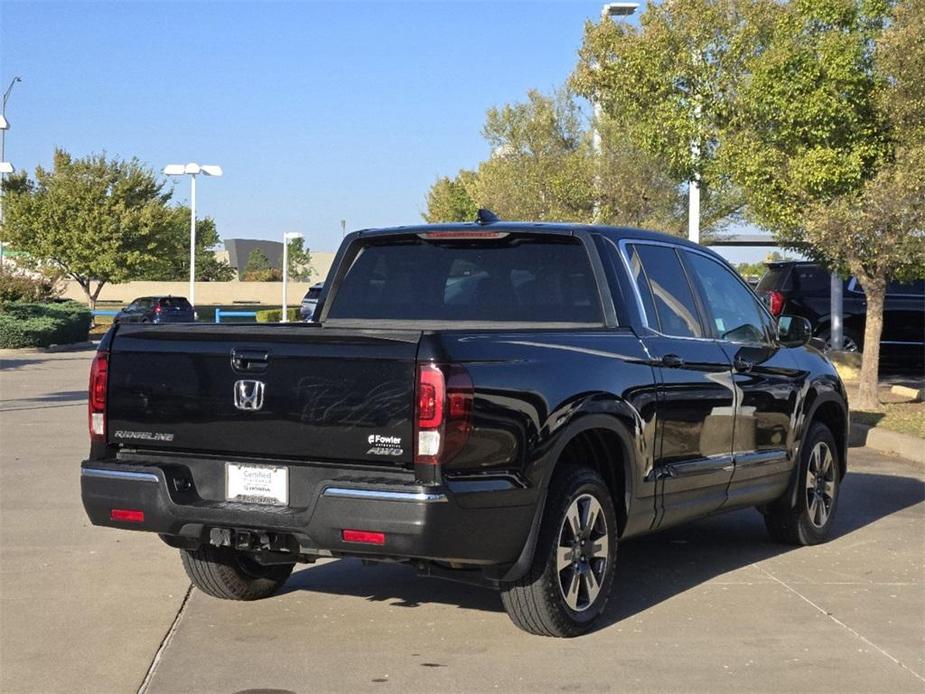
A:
[1,0,769,262]
[2,1,632,251]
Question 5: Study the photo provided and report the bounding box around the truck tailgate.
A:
[107,324,420,464]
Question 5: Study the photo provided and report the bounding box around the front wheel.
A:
[180,546,294,600]
[764,423,841,545]
[500,466,617,637]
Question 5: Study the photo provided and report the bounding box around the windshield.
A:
[326,236,603,324]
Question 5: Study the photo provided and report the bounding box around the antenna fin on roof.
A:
[475,208,500,226]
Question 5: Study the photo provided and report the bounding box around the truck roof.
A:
[355,221,721,257]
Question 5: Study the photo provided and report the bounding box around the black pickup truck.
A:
[81,218,848,637]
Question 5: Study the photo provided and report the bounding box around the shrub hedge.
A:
[255,307,301,323]
[0,300,92,348]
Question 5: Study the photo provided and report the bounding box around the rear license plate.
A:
[225,463,288,506]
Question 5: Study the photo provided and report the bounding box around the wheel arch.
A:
[782,389,849,509]
[494,412,638,585]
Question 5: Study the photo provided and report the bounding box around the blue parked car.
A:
[114,296,196,324]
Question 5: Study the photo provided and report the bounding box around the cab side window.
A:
[629,244,704,338]
[684,252,772,344]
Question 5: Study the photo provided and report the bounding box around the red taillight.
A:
[414,363,473,466]
[154,305,162,314]
[417,364,444,429]
[110,508,144,523]
[342,529,385,545]
[88,351,109,442]
[768,290,785,317]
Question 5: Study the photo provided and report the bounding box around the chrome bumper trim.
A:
[322,486,447,503]
[81,467,160,483]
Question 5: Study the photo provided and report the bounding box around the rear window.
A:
[791,265,830,292]
[326,236,603,324]
[756,266,792,293]
[159,297,192,310]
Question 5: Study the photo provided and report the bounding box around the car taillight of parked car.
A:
[88,351,109,442]
[414,363,473,468]
[768,290,785,317]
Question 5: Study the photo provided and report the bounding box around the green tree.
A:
[286,236,315,281]
[423,171,478,223]
[423,89,687,231]
[474,89,593,222]
[727,0,925,409]
[571,0,776,235]
[138,211,235,282]
[1,149,179,309]
[242,248,281,282]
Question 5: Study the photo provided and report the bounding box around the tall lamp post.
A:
[592,3,638,223]
[1,76,22,271]
[281,232,303,322]
[163,163,223,308]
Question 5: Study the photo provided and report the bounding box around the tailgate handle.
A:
[231,349,270,373]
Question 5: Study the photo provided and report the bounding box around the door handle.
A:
[734,356,753,372]
[660,354,685,368]
[231,349,270,373]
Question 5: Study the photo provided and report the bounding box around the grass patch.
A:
[852,402,925,438]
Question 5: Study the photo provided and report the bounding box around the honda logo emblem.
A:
[234,380,265,411]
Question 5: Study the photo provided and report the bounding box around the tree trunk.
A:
[856,277,886,411]
[78,280,95,312]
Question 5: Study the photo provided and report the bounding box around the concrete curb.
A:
[891,384,923,402]
[0,341,98,356]
[850,423,924,463]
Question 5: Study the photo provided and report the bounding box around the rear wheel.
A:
[819,327,860,353]
[500,465,617,637]
[764,423,841,545]
[180,546,294,600]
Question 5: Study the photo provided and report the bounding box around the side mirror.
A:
[777,314,812,346]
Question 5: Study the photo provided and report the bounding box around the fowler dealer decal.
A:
[113,430,175,442]
[366,433,403,456]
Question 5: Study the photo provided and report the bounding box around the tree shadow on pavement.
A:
[0,358,45,371]
[280,471,924,630]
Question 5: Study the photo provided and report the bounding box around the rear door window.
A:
[886,279,925,296]
[628,244,704,338]
[327,235,603,324]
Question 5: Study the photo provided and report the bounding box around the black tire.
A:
[180,546,294,600]
[764,423,841,545]
[500,465,617,637]
[819,327,861,353]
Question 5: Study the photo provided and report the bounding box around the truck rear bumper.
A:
[80,460,535,566]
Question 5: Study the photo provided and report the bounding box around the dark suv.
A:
[114,296,196,324]
[756,262,924,369]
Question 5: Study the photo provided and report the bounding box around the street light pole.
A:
[281,232,303,323]
[592,4,638,223]
[189,174,197,306]
[163,163,222,309]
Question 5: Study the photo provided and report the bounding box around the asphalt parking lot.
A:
[2,349,923,694]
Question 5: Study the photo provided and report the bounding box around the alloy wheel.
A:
[806,441,836,528]
[556,493,609,612]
